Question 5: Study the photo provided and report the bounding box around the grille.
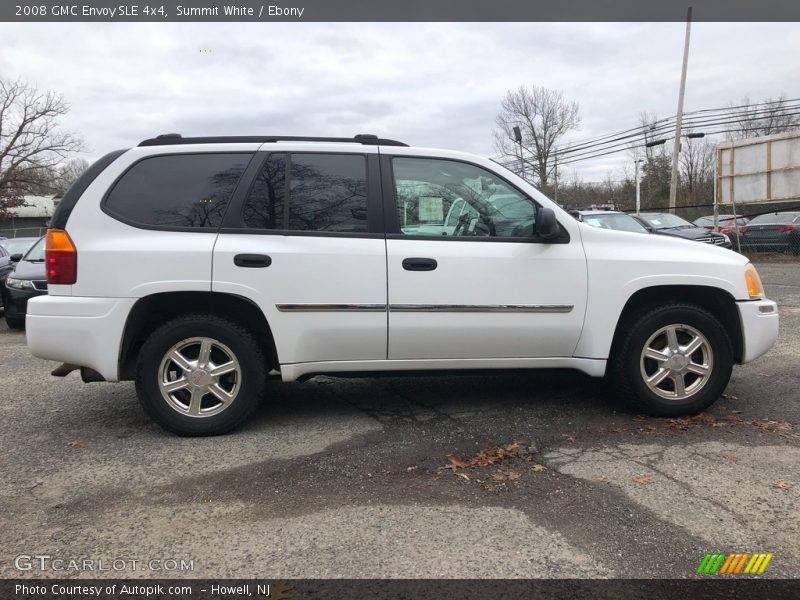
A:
[696,236,726,246]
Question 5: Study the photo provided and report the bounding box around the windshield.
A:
[22,236,46,262]
[640,213,693,230]
[583,213,649,233]
[0,237,38,255]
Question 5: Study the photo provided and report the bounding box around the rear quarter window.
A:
[104,153,252,229]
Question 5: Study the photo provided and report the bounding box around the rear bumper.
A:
[737,299,779,363]
[25,296,136,382]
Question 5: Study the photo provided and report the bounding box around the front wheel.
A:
[135,313,268,436]
[610,304,733,416]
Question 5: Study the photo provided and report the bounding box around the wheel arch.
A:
[608,285,743,365]
[119,291,279,380]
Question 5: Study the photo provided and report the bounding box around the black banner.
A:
[2,0,800,22]
[4,579,800,600]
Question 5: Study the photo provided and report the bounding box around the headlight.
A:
[744,263,765,299]
[4,277,34,290]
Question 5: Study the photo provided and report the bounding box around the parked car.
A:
[738,211,800,254]
[0,236,38,259]
[25,134,778,435]
[0,244,14,310]
[569,210,650,234]
[633,212,732,249]
[2,236,47,329]
[693,214,749,235]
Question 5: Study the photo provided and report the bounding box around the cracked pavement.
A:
[0,262,798,579]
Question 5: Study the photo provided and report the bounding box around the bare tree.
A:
[493,85,580,189]
[678,135,714,206]
[0,78,85,219]
[726,95,800,140]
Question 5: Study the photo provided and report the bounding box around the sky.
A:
[1,22,798,182]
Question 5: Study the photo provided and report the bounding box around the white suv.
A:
[26,134,779,435]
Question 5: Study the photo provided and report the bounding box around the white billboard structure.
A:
[716,131,800,207]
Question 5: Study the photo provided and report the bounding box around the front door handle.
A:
[402,257,437,271]
[234,254,272,268]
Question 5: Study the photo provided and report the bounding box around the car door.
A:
[213,145,388,365]
[382,151,587,360]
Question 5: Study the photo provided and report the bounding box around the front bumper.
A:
[25,296,137,382]
[737,299,779,363]
[3,286,47,319]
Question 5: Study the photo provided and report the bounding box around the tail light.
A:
[45,229,77,284]
[777,224,798,232]
[738,227,749,234]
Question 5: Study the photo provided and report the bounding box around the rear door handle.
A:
[234,254,272,268]
[402,257,437,271]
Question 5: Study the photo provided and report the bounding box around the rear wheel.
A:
[610,304,733,416]
[135,313,268,436]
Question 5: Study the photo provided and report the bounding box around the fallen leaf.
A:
[560,433,577,443]
[491,468,522,482]
[445,453,470,469]
[406,465,419,472]
[530,464,547,472]
[720,455,738,462]
[633,415,648,421]
[456,473,470,482]
[772,480,791,491]
[592,475,609,482]
[721,393,739,401]
[66,440,84,448]
[751,420,793,433]
[632,474,655,485]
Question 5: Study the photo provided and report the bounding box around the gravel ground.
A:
[0,262,797,579]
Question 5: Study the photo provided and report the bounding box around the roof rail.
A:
[138,134,408,147]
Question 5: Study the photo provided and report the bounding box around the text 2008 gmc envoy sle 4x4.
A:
[26,134,779,435]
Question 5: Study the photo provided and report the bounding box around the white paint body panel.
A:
[212,235,388,363]
[386,238,587,359]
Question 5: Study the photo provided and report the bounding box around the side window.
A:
[105,153,251,229]
[393,157,537,238]
[242,153,368,233]
[243,154,286,229]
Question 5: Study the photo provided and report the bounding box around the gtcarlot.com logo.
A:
[14,554,194,572]
[696,552,773,575]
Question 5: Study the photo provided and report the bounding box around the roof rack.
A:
[138,133,408,147]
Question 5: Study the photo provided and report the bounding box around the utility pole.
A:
[635,159,643,214]
[668,6,693,214]
[513,126,525,180]
[554,152,559,204]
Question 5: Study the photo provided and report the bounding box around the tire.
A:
[135,313,268,436]
[5,315,24,329]
[610,303,733,416]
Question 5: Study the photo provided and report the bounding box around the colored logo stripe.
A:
[697,552,773,575]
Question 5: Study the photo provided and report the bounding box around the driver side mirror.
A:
[536,207,561,240]
[10,253,22,263]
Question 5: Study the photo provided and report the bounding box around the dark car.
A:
[569,210,651,234]
[632,212,732,249]
[738,211,800,254]
[2,236,47,329]
[0,244,13,310]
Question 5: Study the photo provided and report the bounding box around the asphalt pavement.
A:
[0,262,797,579]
